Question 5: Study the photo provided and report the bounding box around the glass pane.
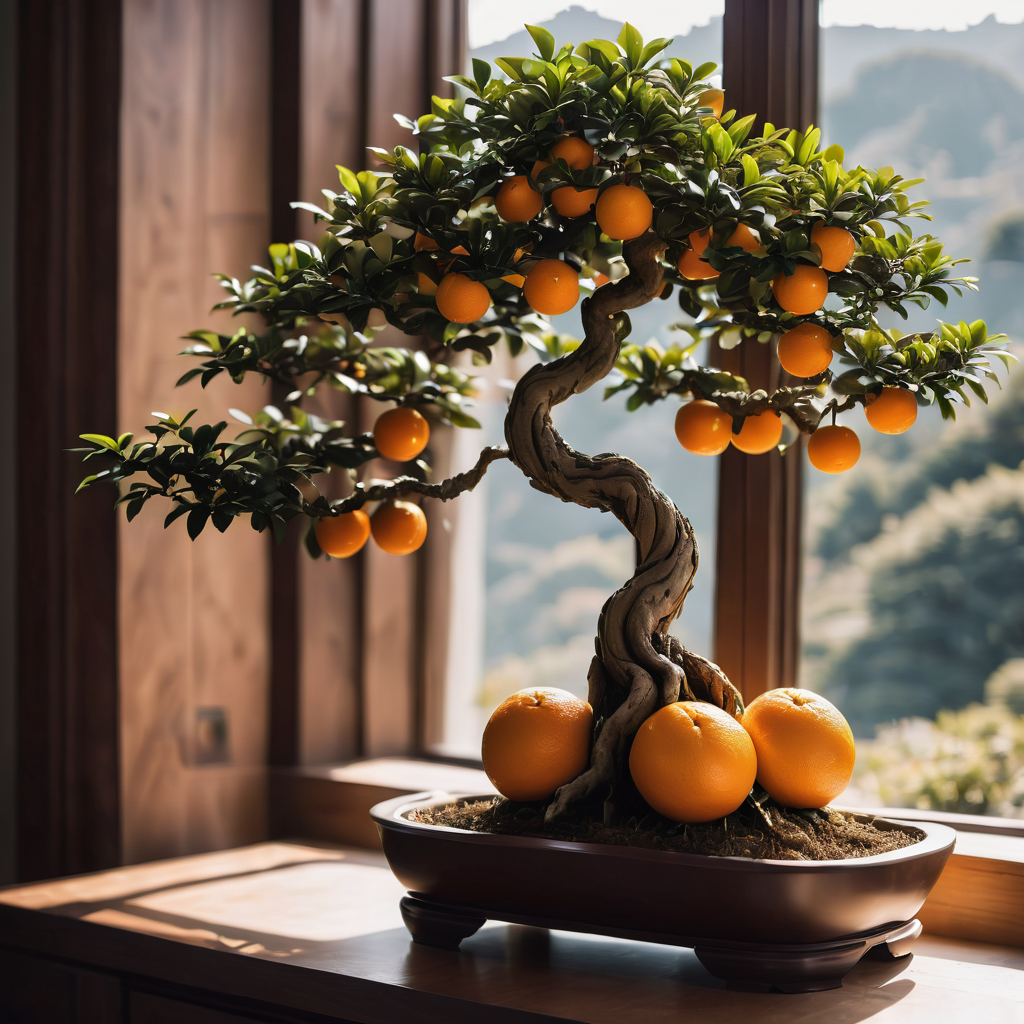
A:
[433,4,726,759]
[802,3,1024,816]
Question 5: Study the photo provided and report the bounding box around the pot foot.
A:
[401,895,486,950]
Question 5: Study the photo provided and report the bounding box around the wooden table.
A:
[2,842,1023,1023]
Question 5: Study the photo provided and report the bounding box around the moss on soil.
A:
[413,797,923,861]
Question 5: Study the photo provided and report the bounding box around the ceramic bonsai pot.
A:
[371,792,956,993]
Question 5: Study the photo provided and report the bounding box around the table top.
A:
[2,841,1023,1023]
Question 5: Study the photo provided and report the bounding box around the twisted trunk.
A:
[504,236,741,822]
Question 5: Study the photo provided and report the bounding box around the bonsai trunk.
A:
[504,235,742,823]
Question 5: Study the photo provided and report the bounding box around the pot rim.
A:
[371,791,957,871]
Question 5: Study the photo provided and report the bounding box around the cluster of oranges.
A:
[427,136,655,323]
[314,407,431,559]
[482,685,856,823]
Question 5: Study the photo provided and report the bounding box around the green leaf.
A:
[526,24,556,62]
[822,144,845,164]
[617,22,643,65]
[472,57,491,91]
[187,507,209,540]
[80,433,120,451]
[336,165,360,196]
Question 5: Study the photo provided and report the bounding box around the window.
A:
[429,3,726,758]
[802,2,1024,817]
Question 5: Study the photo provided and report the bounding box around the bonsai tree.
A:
[79,24,1010,826]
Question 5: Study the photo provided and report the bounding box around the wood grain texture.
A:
[2,841,1024,1022]
[118,0,272,864]
[14,0,123,880]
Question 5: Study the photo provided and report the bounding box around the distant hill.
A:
[469,6,722,76]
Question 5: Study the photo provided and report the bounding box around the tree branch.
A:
[325,445,509,514]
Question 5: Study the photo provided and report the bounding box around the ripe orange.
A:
[414,232,439,251]
[435,272,491,322]
[595,184,653,240]
[726,223,760,251]
[370,500,427,555]
[373,407,430,462]
[690,228,712,255]
[777,323,835,378]
[811,223,856,272]
[550,136,594,169]
[807,424,860,474]
[523,259,579,315]
[482,687,593,802]
[629,701,757,823]
[552,186,599,218]
[416,271,437,296]
[731,410,783,454]
[593,272,611,288]
[677,248,719,280]
[772,265,829,315]
[864,387,918,434]
[674,400,732,455]
[315,510,370,559]
[530,158,551,180]
[502,272,526,288]
[495,175,543,222]
[742,688,855,809]
[698,88,725,118]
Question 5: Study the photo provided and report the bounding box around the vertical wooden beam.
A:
[15,0,122,880]
[715,0,818,701]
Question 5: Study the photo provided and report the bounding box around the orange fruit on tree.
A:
[629,701,757,823]
[807,424,860,474]
[523,259,579,315]
[674,399,732,455]
[725,223,760,251]
[550,136,594,169]
[416,271,437,296]
[864,386,918,434]
[414,232,439,251]
[595,183,653,240]
[435,272,491,322]
[315,510,370,559]
[482,687,593,802]
[370,500,427,555]
[690,227,712,255]
[697,88,725,118]
[530,158,551,180]
[811,223,856,272]
[552,185,599,218]
[593,272,611,288]
[495,175,543,222]
[731,410,783,454]
[677,247,719,280]
[502,272,526,288]
[373,407,430,462]
[777,323,835,378]
[772,265,829,315]
[742,688,856,808]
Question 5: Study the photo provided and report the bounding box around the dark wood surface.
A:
[714,0,818,701]
[15,0,124,881]
[2,841,1023,1023]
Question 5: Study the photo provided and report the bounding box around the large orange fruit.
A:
[436,273,491,323]
[629,701,757,823]
[416,272,437,296]
[864,387,918,434]
[482,687,593,802]
[772,265,829,315]
[550,136,594,169]
[370,500,427,555]
[777,323,835,378]
[373,407,430,462]
[315,510,370,559]
[725,223,760,251]
[523,259,579,315]
[811,223,856,272]
[698,88,725,118]
[742,688,855,809]
[595,183,653,240]
[552,186,599,218]
[495,175,542,222]
[677,248,719,280]
[731,410,783,454]
[807,425,860,474]
[674,400,732,455]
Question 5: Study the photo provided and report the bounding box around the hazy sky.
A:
[469,1,1024,49]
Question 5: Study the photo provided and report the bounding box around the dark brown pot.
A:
[371,792,956,993]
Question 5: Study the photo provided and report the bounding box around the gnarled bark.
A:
[504,235,741,822]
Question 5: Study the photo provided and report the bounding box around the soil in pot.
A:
[414,796,924,861]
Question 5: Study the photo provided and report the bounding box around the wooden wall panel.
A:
[118,0,271,863]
